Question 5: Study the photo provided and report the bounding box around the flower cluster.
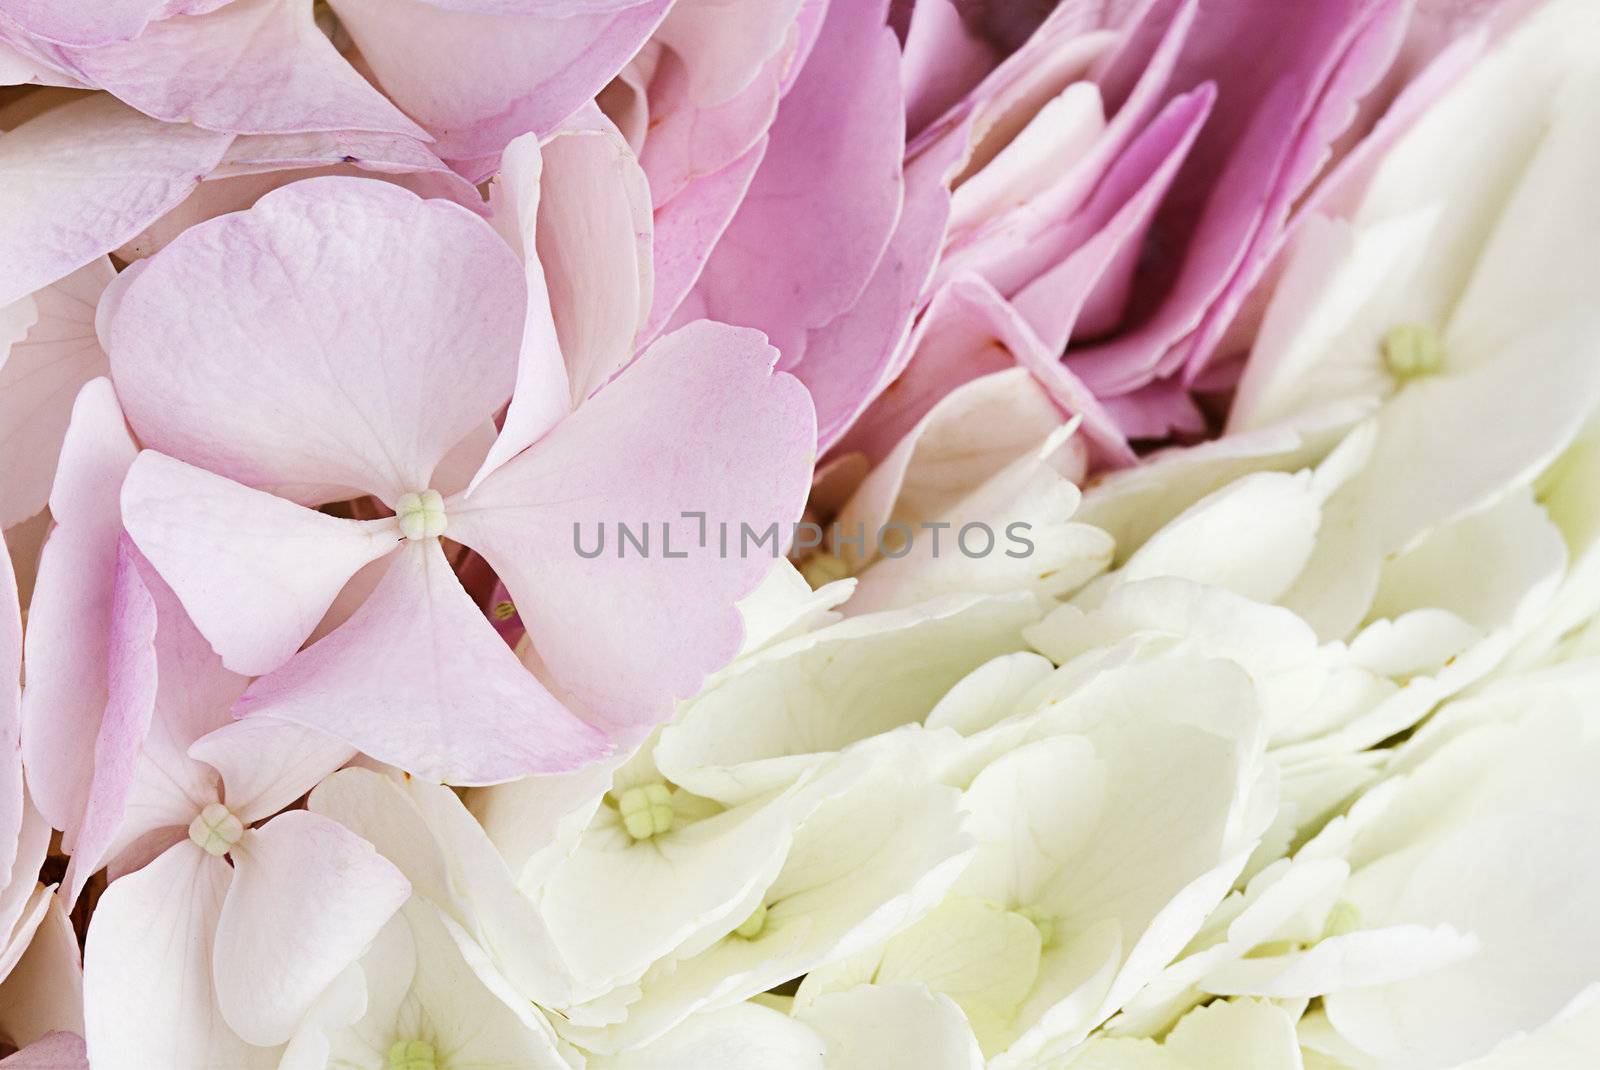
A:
[1,0,1597,1067]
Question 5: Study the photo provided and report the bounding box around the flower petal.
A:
[213,810,409,1046]
[327,0,672,162]
[83,843,271,1070]
[44,0,428,138]
[693,0,905,365]
[450,320,815,736]
[0,95,229,307]
[19,379,134,834]
[120,451,398,677]
[108,177,522,503]
[0,259,112,528]
[235,539,608,785]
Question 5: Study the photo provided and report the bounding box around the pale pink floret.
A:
[110,176,816,784]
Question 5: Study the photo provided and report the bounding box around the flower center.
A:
[1382,323,1442,380]
[387,1039,437,1070]
[395,490,447,541]
[187,802,244,857]
[733,902,769,940]
[617,782,675,841]
[1014,906,1055,949]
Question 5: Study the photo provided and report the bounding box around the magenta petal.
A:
[329,0,673,162]
[0,95,229,307]
[212,811,408,1046]
[694,0,906,365]
[120,451,399,678]
[108,177,523,503]
[235,540,609,785]
[43,0,428,138]
[448,320,816,736]
[60,537,157,908]
[20,379,135,835]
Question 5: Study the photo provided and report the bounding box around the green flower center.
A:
[617,782,675,841]
[1382,323,1443,380]
[396,490,447,541]
[387,1039,436,1070]
[187,802,243,857]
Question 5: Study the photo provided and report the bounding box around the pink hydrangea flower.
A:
[108,177,815,784]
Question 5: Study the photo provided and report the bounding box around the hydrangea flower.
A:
[108,177,815,783]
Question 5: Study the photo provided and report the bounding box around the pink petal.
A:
[0,95,229,307]
[328,0,673,162]
[213,810,408,1046]
[796,131,958,451]
[0,259,112,528]
[19,379,134,834]
[467,136,571,492]
[636,0,803,205]
[108,177,523,504]
[115,130,486,263]
[693,0,906,365]
[189,718,353,826]
[0,526,19,886]
[448,320,816,736]
[120,451,399,678]
[60,537,157,907]
[94,564,241,878]
[901,0,1001,138]
[36,0,428,138]
[234,540,608,785]
[538,109,655,404]
[0,1033,87,1069]
[1071,0,1409,395]
[82,843,267,1070]
[643,137,766,345]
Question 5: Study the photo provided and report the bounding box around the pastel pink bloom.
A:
[60,513,406,1065]
[830,0,1540,471]
[110,177,816,784]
